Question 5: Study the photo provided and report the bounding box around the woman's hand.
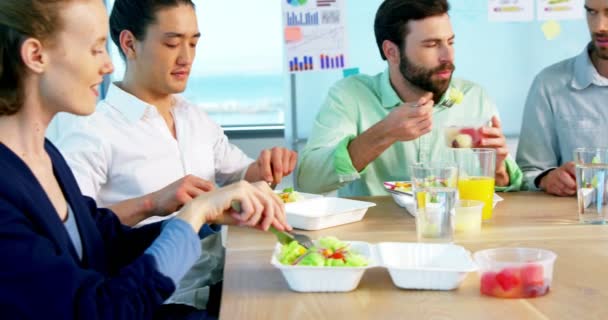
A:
[176,181,291,232]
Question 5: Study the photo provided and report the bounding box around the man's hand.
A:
[479,116,510,186]
[347,93,433,171]
[148,174,215,217]
[381,93,434,142]
[245,147,298,186]
[539,162,577,196]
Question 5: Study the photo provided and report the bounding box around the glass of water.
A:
[410,162,458,242]
[573,148,608,224]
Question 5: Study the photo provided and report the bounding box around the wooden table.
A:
[219,192,608,320]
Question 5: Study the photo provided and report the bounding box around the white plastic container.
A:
[270,241,376,292]
[271,241,476,292]
[377,242,477,290]
[275,190,323,204]
[285,197,376,230]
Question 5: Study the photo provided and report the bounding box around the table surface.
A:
[219,192,608,320]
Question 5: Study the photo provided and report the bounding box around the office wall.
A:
[287,0,589,145]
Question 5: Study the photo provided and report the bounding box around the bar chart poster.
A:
[282,0,348,73]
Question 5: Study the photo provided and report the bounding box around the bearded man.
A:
[297,0,522,196]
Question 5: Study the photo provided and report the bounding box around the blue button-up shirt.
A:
[516,45,608,190]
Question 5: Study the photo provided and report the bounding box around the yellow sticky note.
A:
[541,20,561,40]
[285,27,302,42]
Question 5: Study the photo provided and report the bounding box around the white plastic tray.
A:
[270,241,375,292]
[377,242,476,290]
[275,190,323,203]
[271,241,476,292]
[285,197,376,230]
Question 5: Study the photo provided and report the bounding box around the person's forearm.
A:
[109,195,156,227]
[243,163,260,183]
[348,120,396,171]
[144,219,202,285]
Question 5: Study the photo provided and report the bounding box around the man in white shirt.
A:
[52,0,296,316]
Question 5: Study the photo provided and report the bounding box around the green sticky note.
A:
[343,67,359,78]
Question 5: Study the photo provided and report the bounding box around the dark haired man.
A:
[298,0,522,196]
[53,0,295,317]
[517,0,608,196]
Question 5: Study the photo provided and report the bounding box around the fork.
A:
[385,188,413,197]
[268,226,313,249]
[440,97,456,108]
[411,97,456,109]
[230,201,313,248]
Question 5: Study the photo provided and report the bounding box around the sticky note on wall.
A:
[343,67,360,78]
[541,20,561,40]
[285,27,302,42]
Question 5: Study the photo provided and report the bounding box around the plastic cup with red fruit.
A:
[444,125,484,148]
[473,248,557,298]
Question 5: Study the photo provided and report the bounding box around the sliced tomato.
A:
[329,252,345,260]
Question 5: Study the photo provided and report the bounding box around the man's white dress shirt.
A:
[54,83,254,224]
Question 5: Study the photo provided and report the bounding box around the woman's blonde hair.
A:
[0,0,73,116]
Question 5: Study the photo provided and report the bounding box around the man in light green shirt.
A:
[297,0,522,196]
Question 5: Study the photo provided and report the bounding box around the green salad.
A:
[278,236,368,267]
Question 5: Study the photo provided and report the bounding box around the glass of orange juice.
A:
[453,148,496,220]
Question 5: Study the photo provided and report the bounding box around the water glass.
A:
[410,162,458,243]
[574,148,608,224]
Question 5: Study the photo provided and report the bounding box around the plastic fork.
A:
[410,97,457,109]
[269,226,313,249]
[230,201,313,249]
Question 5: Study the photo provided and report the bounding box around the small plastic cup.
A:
[473,248,557,298]
[444,125,483,148]
[454,200,484,235]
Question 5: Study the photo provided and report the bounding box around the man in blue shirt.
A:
[516,0,608,195]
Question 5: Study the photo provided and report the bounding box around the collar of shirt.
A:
[104,83,186,121]
[379,68,453,110]
[571,44,608,90]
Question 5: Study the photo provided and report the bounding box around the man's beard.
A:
[399,54,455,104]
[591,32,608,60]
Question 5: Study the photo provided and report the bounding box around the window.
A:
[105,0,285,128]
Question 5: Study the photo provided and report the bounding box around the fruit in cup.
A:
[452,134,473,148]
[480,264,550,298]
[446,127,482,148]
